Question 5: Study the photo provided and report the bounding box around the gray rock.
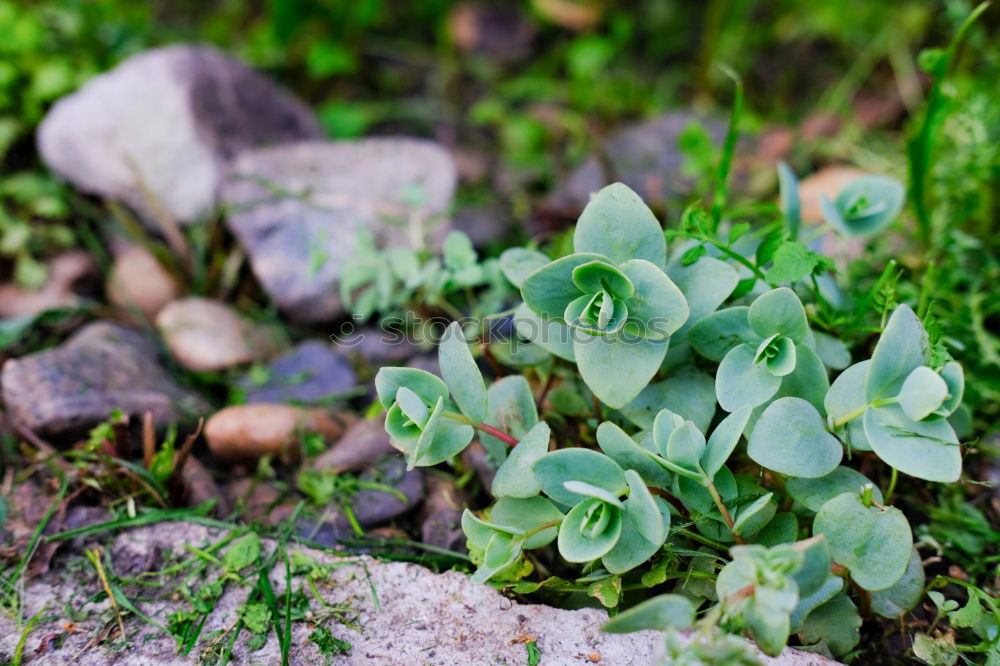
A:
[339,324,423,366]
[221,138,457,322]
[156,297,280,372]
[313,417,397,474]
[237,340,356,405]
[0,522,841,665]
[38,45,322,226]
[542,112,725,218]
[418,475,466,552]
[0,321,208,434]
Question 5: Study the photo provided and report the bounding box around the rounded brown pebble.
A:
[107,245,180,320]
[156,297,277,371]
[205,404,350,463]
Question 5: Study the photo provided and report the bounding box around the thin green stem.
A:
[675,528,728,551]
[884,467,899,505]
[698,234,768,282]
[522,520,563,540]
[832,404,868,429]
[705,480,743,544]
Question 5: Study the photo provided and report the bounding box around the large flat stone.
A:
[221,139,456,322]
[0,321,208,434]
[37,45,322,225]
[0,523,839,665]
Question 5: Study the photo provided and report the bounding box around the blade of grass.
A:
[86,548,126,641]
[6,476,68,622]
[907,1,991,245]
[13,606,48,666]
[282,553,292,666]
[710,64,744,233]
[44,502,227,542]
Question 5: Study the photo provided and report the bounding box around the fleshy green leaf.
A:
[601,594,694,633]
[700,406,752,478]
[732,493,775,538]
[939,362,964,416]
[773,343,829,413]
[666,255,739,336]
[797,593,862,657]
[716,343,781,412]
[621,367,716,432]
[574,182,666,268]
[481,375,539,464]
[898,366,948,422]
[754,334,797,377]
[785,466,883,513]
[755,512,799,547]
[521,252,606,320]
[499,248,550,287]
[652,408,688,459]
[748,288,810,343]
[439,322,488,423]
[596,421,672,488]
[574,334,669,409]
[571,260,635,299]
[813,491,912,591]
[748,397,842,478]
[822,175,905,237]
[689,306,757,362]
[778,161,801,239]
[471,530,522,584]
[558,497,623,563]
[870,549,924,619]
[666,421,707,470]
[533,448,627,506]
[618,259,690,339]
[790,576,843,632]
[563,291,629,335]
[763,241,819,284]
[491,421,551,498]
[865,304,929,402]
[791,535,833,598]
[374,366,449,410]
[825,361,872,451]
[562,480,624,507]
[490,496,564,549]
[395,387,430,427]
[813,331,851,370]
[602,471,667,573]
[412,397,475,467]
[863,404,961,482]
[513,302,576,362]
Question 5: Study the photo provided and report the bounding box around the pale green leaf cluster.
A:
[370,180,966,660]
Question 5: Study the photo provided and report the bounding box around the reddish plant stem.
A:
[475,423,519,447]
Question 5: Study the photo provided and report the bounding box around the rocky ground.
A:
[0,523,837,665]
[0,44,862,665]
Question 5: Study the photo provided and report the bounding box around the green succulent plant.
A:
[372,177,968,659]
[517,183,690,408]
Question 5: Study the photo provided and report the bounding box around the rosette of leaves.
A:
[819,174,905,237]
[824,304,964,482]
[716,538,838,656]
[461,496,563,584]
[526,449,669,573]
[689,287,830,415]
[517,183,690,408]
[375,322,489,467]
[690,287,829,426]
